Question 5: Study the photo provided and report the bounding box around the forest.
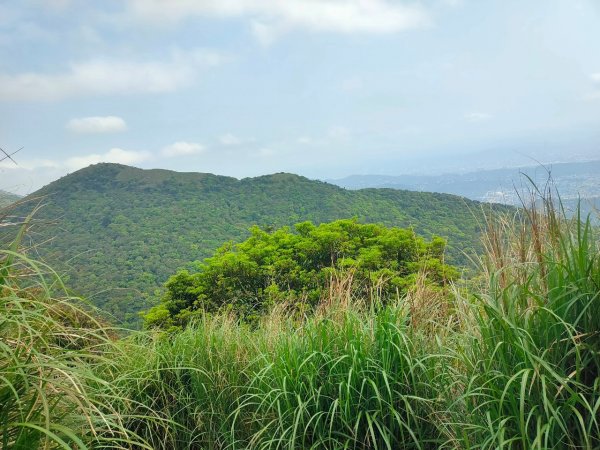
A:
[7,163,507,326]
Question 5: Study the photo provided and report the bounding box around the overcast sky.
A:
[1,0,600,194]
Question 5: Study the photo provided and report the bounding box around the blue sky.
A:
[1,0,600,194]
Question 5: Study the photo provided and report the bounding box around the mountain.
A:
[0,190,20,208]
[10,163,506,325]
[329,160,600,210]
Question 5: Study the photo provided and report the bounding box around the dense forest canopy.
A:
[145,219,458,329]
[10,163,509,326]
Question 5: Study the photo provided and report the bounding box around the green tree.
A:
[144,219,458,329]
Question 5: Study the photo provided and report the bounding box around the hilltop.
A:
[12,163,505,324]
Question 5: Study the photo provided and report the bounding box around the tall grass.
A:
[101,289,453,450]
[0,213,152,449]
[449,190,600,449]
[1,188,598,449]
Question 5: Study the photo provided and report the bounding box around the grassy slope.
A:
[14,163,506,324]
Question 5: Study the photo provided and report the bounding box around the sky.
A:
[1,0,600,194]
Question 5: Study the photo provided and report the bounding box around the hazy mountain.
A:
[8,163,507,325]
[0,190,20,208]
[329,160,600,213]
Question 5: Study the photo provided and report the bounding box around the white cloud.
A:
[127,0,430,40]
[65,148,151,170]
[0,49,225,101]
[465,112,493,122]
[591,73,600,83]
[161,141,205,157]
[4,141,204,177]
[66,116,128,134]
[250,20,284,46]
[0,158,59,170]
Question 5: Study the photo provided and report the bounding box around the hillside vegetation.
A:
[1,192,598,449]
[12,163,503,325]
[0,190,20,208]
[145,219,457,329]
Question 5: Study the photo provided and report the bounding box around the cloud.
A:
[465,112,492,122]
[65,148,151,170]
[66,116,127,134]
[0,158,59,170]
[161,141,205,157]
[0,49,225,101]
[127,0,430,40]
[6,141,204,174]
[591,73,600,83]
[250,20,284,46]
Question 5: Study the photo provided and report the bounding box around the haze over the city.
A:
[1,0,600,194]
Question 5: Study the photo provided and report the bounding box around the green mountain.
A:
[11,163,504,325]
[0,190,20,208]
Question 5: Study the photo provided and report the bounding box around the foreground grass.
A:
[1,193,598,449]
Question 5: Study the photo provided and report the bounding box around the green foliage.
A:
[107,300,452,450]
[11,163,504,326]
[120,194,600,449]
[0,223,151,449]
[145,219,458,329]
[447,199,600,449]
[1,188,598,449]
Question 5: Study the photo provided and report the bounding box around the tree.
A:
[144,219,458,329]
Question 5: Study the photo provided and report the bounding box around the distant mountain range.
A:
[328,160,600,216]
[0,190,20,208]
[7,163,507,326]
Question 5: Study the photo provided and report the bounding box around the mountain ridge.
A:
[11,163,507,325]
[328,160,600,205]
